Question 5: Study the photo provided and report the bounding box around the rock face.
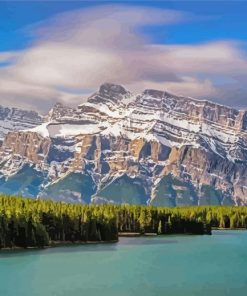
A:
[0,105,43,142]
[0,83,247,206]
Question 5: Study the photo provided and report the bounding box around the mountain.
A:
[0,105,43,142]
[0,82,247,206]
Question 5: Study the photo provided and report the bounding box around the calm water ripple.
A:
[0,230,247,296]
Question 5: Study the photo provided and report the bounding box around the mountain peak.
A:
[143,89,165,98]
[87,83,132,106]
[47,102,76,121]
[1,85,247,206]
[53,102,64,108]
[99,83,129,96]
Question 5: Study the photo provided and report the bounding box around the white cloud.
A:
[154,41,247,75]
[0,4,247,112]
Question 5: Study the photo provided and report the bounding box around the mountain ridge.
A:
[0,82,246,206]
[0,105,43,142]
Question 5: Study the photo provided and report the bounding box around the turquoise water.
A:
[1,230,247,296]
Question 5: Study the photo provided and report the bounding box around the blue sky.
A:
[1,1,247,50]
[0,1,247,111]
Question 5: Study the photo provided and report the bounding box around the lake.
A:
[0,230,247,296]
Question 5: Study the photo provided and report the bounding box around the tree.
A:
[158,220,162,235]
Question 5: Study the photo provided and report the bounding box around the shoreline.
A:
[212,227,247,231]
[0,240,118,252]
[118,232,158,237]
[1,229,246,252]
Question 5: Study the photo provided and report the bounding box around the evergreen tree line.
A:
[115,205,247,234]
[0,195,118,249]
[1,195,247,249]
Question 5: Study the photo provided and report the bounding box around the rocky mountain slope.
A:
[0,105,43,142]
[0,83,247,206]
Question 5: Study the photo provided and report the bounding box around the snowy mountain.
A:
[0,83,247,206]
[0,105,43,142]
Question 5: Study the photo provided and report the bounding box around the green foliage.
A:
[199,185,223,205]
[1,194,247,249]
[96,175,148,204]
[34,223,49,248]
[0,165,44,197]
[41,172,96,203]
[151,175,197,207]
[151,175,176,207]
[0,194,118,249]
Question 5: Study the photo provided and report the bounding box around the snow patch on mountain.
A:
[0,105,43,140]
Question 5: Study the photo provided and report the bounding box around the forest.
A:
[0,194,247,249]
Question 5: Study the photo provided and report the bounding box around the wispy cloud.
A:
[0,5,247,112]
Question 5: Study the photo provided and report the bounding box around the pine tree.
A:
[158,220,162,235]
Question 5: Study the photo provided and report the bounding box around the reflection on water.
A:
[2,231,245,259]
[119,237,178,246]
[0,243,118,258]
[0,231,245,259]
[0,230,247,296]
[213,230,246,236]
[0,236,179,258]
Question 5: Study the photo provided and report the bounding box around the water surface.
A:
[1,230,247,296]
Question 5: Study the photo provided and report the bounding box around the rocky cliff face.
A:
[0,105,43,142]
[0,83,246,206]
